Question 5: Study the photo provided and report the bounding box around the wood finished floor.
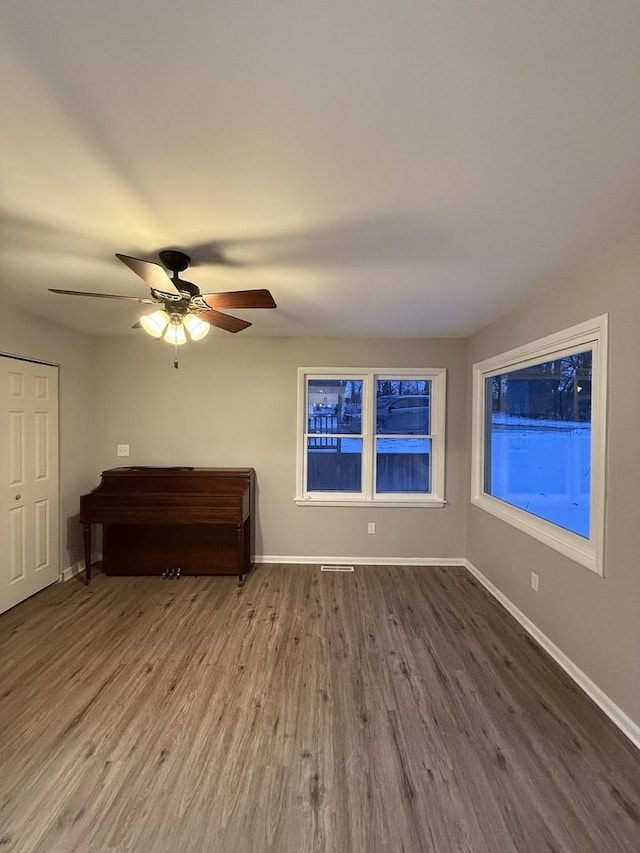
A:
[0,564,639,853]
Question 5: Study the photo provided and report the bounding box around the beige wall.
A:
[93,335,468,561]
[465,233,640,726]
[0,304,96,573]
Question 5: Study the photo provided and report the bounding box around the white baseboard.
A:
[255,555,466,567]
[60,554,463,578]
[60,554,99,582]
[464,559,640,751]
[60,561,84,582]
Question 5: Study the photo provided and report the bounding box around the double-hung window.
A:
[296,368,446,506]
[471,315,608,574]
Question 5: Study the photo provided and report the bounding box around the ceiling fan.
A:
[49,249,277,344]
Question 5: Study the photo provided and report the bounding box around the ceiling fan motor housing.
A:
[158,249,199,299]
[158,249,191,273]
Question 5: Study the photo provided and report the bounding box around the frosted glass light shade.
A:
[163,322,187,345]
[183,313,210,341]
[140,309,170,338]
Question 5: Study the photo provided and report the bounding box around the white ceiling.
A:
[2,1,640,338]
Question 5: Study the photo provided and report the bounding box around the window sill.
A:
[471,493,601,575]
[295,498,446,508]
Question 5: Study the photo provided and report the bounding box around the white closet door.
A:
[0,357,59,614]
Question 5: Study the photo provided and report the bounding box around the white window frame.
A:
[296,367,447,507]
[471,315,608,575]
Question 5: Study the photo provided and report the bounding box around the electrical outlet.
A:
[531,571,539,592]
[117,444,130,457]
[367,522,375,534]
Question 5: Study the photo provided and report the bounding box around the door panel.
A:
[9,411,25,485]
[34,499,50,570]
[34,412,49,480]
[9,506,26,582]
[1,358,59,613]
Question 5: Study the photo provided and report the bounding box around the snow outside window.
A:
[471,316,608,575]
[296,368,446,507]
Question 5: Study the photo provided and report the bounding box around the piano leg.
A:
[237,523,245,584]
[83,524,92,585]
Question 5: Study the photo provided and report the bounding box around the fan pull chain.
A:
[174,340,179,369]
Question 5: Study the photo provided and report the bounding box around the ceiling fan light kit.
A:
[139,309,170,338]
[182,313,210,341]
[138,309,210,344]
[163,321,187,347]
[48,248,277,367]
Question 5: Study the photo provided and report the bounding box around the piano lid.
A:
[81,466,255,501]
[103,467,254,476]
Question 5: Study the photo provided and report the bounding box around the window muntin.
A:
[471,315,607,575]
[298,368,446,506]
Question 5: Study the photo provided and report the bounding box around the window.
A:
[296,368,446,506]
[471,315,608,574]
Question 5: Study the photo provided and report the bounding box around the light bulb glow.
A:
[183,313,210,341]
[163,322,187,345]
[140,309,170,338]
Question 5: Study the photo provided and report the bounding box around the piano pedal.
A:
[175,568,181,578]
[161,569,169,579]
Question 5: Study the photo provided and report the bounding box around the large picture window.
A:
[471,316,608,574]
[297,368,446,506]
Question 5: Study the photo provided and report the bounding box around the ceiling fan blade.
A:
[49,288,155,303]
[131,320,142,329]
[200,289,277,309]
[115,253,180,295]
[199,309,252,333]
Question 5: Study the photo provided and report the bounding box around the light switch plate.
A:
[117,444,130,457]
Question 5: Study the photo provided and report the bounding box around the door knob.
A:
[15,494,21,500]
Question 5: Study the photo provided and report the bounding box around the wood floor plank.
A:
[0,564,639,852]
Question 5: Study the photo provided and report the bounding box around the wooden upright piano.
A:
[80,467,255,584]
